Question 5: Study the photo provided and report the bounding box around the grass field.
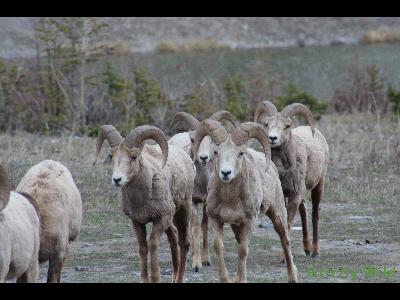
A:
[1,113,399,283]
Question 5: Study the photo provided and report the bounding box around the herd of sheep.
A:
[0,101,329,283]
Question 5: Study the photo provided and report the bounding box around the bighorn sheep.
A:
[16,160,82,282]
[93,125,195,283]
[0,164,40,283]
[193,119,298,283]
[254,102,329,257]
[169,111,236,271]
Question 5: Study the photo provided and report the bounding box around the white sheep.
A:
[16,160,82,282]
[192,119,298,283]
[93,125,196,283]
[168,111,236,271]
[0,164,40,283]
[254,101,329,257]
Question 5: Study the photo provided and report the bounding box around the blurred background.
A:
[1,17,400,136]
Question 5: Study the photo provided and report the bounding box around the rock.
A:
[75,266,89,272]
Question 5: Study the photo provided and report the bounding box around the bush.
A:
[223,75,248,121]
[276,83,328,120]
[388,85,400,117]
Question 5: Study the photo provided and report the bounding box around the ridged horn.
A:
[254,101,278,122]
[231,122,271,171]
[192,119,228,162]
[209,110,237,128]
[93,125,122,166]
[0,164,11,211]
[124,125,169,168]
[281,103,315,137]
[170,112,200,132]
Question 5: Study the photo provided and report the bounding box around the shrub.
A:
[223,75,249,121]
[276,83,327,120]
[388,85,400,117]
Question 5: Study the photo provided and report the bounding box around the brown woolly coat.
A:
[271,126,329,197]
[206,150,286,227]
[121,144,195,224]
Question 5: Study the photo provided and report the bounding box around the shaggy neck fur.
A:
[207,156,260,224]
[121,145,175,224]
[271,131,304,197]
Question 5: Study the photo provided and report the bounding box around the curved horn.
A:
[281,103,315,137]
[0,164,11,211]
[209,110,237,128]
[124,125,169,168]
[231,122,271,171]
[170,112,200,132]
[254,101,278,122]
[192,119,228,162]
[93,125,122,165]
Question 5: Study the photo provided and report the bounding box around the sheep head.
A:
[254,101,315,148]
[193,120,271,183]
[94,125,168,187]
[170,110,236,166]
[0,164,11,211]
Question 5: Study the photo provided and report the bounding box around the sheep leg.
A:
[174,204,191,283]
[148,219,169,283]
[231,222,251,283]
[191,201,202,272]
[280,195,301,263]
[47,251,66,283]
[209,217,230,283]
[165,224,179,282]
[201,204,210,266]
[267,208,298,283]
[311,177,324,258]
[132,221,149,283]
[17,258,39,283]
[299,199,312,256]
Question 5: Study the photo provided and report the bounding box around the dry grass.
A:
[1,113,399,282]
[360,26,400,44]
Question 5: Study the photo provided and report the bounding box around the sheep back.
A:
[16,160,82,263]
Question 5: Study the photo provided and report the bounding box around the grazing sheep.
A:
[0,164,40,283]
[254,102,329,257]
[169,111,236,271]
[16,160,82,282]
[193,119,298,283]
[93,125,195,283]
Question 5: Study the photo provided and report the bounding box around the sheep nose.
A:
[269,135,278,142]
[221,169,231,177]
[199,155,208,162]
[113,177,122,185]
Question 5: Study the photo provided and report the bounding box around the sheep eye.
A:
[190,138,194,143]
[131,155,137,161]
[214,151,218,155]
[108,154,112,160]
[264,123,268,128]
[285,124,291,129]
[239,151,244,156]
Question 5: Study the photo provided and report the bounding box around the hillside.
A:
[2,17,400,58]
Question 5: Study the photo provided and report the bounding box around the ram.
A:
[93,125,195,283]
[254,101,329,258]
[16,160,82,282]
[0,164,40,283]
[193,119,298,283]
[168,111,235,271]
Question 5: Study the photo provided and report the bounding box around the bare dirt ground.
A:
[1,114,399,283]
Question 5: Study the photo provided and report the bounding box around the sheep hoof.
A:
[304,250,311,256]
[311,251,320,258]
[202,261,211,266]
[193,266,199,272]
